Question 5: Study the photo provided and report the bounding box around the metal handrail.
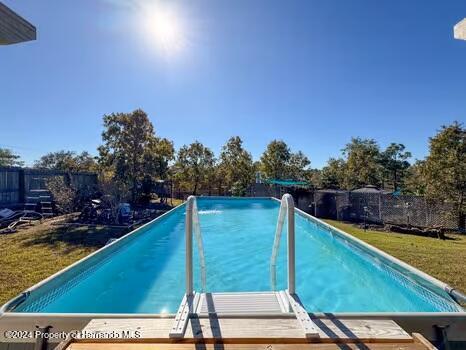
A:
[185,196,207,295]
[270,193,295,294]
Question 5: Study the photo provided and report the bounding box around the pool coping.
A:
[1,196,465,318]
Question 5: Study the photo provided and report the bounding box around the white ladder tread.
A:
[197,292,286,315]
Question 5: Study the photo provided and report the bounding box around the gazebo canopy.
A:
[265,179,310,188]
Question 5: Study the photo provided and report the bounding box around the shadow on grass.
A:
[20,224,129,251]
[16,205,178,252]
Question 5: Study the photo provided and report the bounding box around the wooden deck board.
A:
[67,343,429,350]
[60,319,437,350]
[81,317,412,342]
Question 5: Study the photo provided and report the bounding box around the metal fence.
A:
[248,183,314,213]
[313,190,458,229]
[0,167,98,207]
[249,184,459,230]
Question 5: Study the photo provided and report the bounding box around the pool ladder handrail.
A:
[170,195,206,338]
[186,195,206,294]
[270,194,320,338]
[270,193,295,294]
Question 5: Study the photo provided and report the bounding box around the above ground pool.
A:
[5,198,462,314]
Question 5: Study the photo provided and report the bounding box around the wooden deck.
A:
[66,341,434,350]
[57,317,436,350]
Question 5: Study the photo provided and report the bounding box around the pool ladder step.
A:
[197,291,287,314]
[170,291,319,339]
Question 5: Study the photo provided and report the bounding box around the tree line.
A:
[0,109,464,224]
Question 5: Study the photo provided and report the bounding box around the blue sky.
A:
[1,0,465,168]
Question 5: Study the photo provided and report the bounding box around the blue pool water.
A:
[14,198,460,313]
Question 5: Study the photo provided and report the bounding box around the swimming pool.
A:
[3,197,463,314]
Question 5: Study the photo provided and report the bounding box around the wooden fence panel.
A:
[0,167,20,205]
[0,167,98,207]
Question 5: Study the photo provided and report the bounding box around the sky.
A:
[1,0,465,168]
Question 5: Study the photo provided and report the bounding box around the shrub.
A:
[46,177,76,214]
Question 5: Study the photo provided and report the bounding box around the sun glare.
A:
[141,5,184,56]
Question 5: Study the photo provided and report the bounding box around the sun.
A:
[141,5,184,56]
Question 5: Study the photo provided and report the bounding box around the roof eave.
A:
[0,2,36,45]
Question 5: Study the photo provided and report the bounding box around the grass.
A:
[169,198,184,206]
[324,220,466,294]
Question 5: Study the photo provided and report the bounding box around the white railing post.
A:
[171,195,206,338]
[270,199,285,290]
[285,194,296,295]
[185,196,194,296]
[270,193,296,295]
[185,195,206,295]
[192,199,207,292]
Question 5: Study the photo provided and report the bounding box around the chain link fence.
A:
[313,190,458,230]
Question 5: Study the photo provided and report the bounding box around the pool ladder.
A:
[169,194,319,339]
[270,194,320,338]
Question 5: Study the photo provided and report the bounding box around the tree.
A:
[320,158,347,189]
[74,152,99,172]
[320,139,410,191]
[379,143,411,191]
[422,122,465,229]
[404,160,426,196]
[0,148,23,167]
[260,140,310,181]
[305,168,323,189]
[148,137,175,180]
[260,140,291,179]
[287,151,311,181]
[46,177,76,213]
[174,141,215,195]
[218,136,255,196]
[98,109,175,202]
[35,151,97,172]
[342,138,382,189]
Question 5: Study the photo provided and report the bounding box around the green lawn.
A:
[324,220,466,294]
